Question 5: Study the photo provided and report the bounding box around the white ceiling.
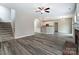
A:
[33,3,75,16]
[0,3,76,19]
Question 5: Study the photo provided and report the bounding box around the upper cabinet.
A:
[0,5,15,22]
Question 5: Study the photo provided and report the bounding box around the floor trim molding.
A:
[15,34,34,39]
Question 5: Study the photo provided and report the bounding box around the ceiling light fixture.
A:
[35,7,50,14]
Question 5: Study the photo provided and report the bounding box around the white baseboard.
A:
[15,34,34,39]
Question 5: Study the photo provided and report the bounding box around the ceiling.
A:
[0,3,76,19]
[33,3,76,15]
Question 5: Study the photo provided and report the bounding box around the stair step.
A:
[0,33,13,35]
[0,22,14,42]
[0,27,12,28]
[0,31,12,33]
[0,27,11,29]
[0,29,12,30]
[0,32,13,34]
[0,37,14,42]
[0,30,12,32]
[0,35,13,37]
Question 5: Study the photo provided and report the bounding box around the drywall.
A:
[15,10,34,38]
[0,5,15,22]
[0,6,11,22]
[77,3,79,23]
[77,3,79,13]
[58,18,72,34]
[42,21,55,26]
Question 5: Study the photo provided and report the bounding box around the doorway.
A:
[34,19,41,34]
[55,22,58,32]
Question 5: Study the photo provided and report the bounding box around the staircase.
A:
[0,22,14,42]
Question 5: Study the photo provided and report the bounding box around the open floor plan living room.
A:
[0,3,79,55]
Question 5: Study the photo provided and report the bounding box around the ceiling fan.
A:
[35,7,50,14]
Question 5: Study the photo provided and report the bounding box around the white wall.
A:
[0,6,11,22]
[77,3,79,23]
[0,5,15,22]
[77,4,79,14]
[11,9,16,21]
[58,18,72,34]
[42,21,55,26]
[15,11,34,38]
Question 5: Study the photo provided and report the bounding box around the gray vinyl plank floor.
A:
[0,33,74,55]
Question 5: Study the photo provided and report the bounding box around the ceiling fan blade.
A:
[45,11,50,13]
[44,8,50,10]
[38,7,42,10]
[35,10,40,12]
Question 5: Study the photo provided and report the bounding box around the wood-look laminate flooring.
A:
[0,33,73,55]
